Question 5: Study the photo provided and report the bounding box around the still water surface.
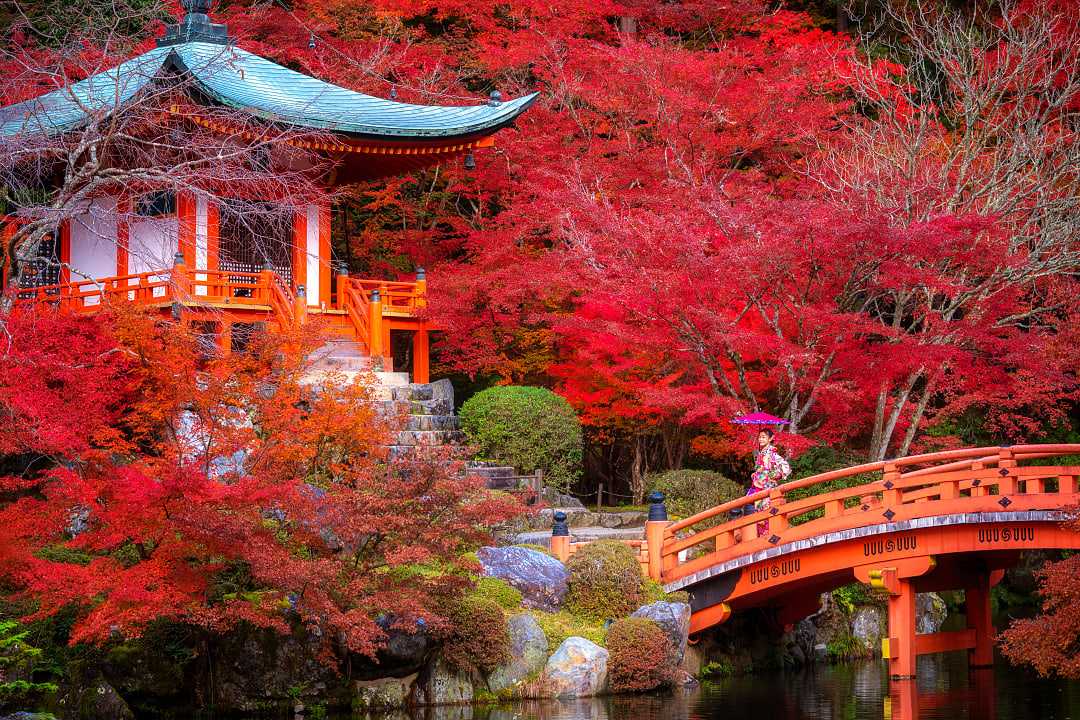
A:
[350,653,1080,720]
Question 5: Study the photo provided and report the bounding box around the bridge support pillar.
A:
[884,577,917,679]
[965,575,994,668]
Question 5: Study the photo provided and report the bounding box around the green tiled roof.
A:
[0,41,536,140]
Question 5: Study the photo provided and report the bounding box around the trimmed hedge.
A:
[564,540,645,620]
[442,596,511,674]
[646,469,743,519]
[459,386,582,493]
[606,617,675,692]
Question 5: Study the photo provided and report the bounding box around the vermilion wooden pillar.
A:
[885,578,917,679]
[412,327,430,384]
[207,201,220,271]
[292,209,307,295]
[966,576,994,667]
[177,192,196,266]
[59,220,71,286]
[116,195,131,276]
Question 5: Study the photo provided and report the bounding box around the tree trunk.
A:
[898,375,936,457]
[630,435,647,504]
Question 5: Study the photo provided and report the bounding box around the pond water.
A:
[345,653,1080,720]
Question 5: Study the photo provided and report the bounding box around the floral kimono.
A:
[747,444,791,535]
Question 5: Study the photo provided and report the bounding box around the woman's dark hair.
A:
[758,428,775,440]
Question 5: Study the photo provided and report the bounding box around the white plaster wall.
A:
[129,217,178,275]
[69,197,118,288]
[305,204,320,307]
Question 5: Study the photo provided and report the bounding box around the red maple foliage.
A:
[0,308,520,657]
[999,515,1080,678]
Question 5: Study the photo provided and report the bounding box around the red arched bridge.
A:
[549,444,1080,680]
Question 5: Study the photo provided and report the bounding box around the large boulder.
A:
[56,678,134,720]
[363,617,437,680]
[487,613,549,693]
[353,673,416,711]
[476,546,569,612]
[415,657,473,706]
[917,592,948,634]
[542,637,608,698]
[851,606,886,650]
[631,601,691,663]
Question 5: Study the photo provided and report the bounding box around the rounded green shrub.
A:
[459,386,582,493]
[606,617,675,692]
[442,596,511,674]
[646,469,743,520]
[565,540,645,620]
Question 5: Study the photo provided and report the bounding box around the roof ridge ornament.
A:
[159,0,233,47]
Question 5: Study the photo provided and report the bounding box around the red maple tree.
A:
[0,308,520,657]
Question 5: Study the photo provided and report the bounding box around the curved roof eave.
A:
[0,40,537,141]
[171,42,537,140]
[0,46,172,138]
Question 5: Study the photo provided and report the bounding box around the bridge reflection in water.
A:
[347,655,1080,719]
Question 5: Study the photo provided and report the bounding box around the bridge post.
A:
[645,491,668,582]
[551,510,570,563]
[965,575,994,668]
[882,573,917,679]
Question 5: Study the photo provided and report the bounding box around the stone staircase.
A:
[302,339,463,456]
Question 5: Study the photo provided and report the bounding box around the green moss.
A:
[831,583,884,615]
[698,659,735,679]
[34,545,93,566]
[471,577,523,610]
[825,633,870,662]
[528,610,607,648]
[643,579,688,604]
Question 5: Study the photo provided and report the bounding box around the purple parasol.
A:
[731,411,789,426]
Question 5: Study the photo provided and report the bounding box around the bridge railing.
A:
[658,444,1080,584]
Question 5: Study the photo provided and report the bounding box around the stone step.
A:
[405,414,460,432]
[395,429,466,447]
[391,384,435,402]
[409,397,453,415]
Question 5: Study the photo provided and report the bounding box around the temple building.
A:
[0,0,535,383]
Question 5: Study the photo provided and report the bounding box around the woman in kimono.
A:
[748,428,790,536]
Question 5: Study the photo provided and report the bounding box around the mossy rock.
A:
[470,577,523,610]
[527,610,607,649]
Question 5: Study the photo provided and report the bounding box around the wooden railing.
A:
[655,444,1080,584]
[21,270,172,312]
[15,266,429,360]
[349,279,425,315]
[339,278,371,345]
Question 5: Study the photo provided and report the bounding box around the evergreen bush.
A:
[442,596,511,674]
[606,617,675,692]
[646,469,743,520]
[564,540,645,620]
[459,386,583,493]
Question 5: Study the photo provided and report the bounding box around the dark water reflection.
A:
[350,654,1080,720]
